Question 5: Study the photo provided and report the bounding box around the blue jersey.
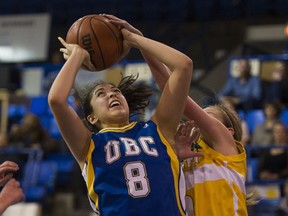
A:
[82,121,186,216]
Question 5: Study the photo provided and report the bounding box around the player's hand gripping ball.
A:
[66,14,123,71]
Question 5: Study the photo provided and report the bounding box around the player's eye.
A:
[114,88,121,94]
[96,91,105,97]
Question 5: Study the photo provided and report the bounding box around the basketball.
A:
[66,14,123,71]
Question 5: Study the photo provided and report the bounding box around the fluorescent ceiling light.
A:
[0,46,14,61]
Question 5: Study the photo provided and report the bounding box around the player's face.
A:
[89,83,130,127]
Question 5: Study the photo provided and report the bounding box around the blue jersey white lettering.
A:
[82,121,186,216]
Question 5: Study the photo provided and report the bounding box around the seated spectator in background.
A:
[272,62,288,107]
[9,113,59,156]
[258,122,288,181]
[0,161,24,215]
[251,102,282,146]
[262,62,288,107]
[0,133,8,149]
[217,59,262,110]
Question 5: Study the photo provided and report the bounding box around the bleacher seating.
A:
[237,108,288,135]
[249,198,282,216]
[48,118,61,139]
[0,148,77,204]
[13,94,76,140]
[281,109,288,128]
[0,148,53,202]
[245,109,265,134]
[246,157,259,184]
[29,96,49,116]
[46,152,77,187]
[24,160,58,203]
[246,146,286,215]
[8,104,27,118]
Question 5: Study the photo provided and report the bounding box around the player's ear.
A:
[87,114,98,125]
[227,127,235,136]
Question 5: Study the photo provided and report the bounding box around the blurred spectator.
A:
[251,102,282,146]
[258,122,288,181]
[9,113,59,156]
[0,133,8,149]
[221,99,250,145]
[217,59,262,110]
[262,62,288,107]
[275,62,288,107]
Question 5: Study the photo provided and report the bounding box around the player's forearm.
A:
[48,48,83,106]
[141,51,170,91]
[0,198,10,215]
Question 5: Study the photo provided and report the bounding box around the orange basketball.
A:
[66,14,123,71]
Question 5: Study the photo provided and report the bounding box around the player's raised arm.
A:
[48,38,94,168]
[120,28,193,145]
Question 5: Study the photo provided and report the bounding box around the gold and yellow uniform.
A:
[183,138,248,216]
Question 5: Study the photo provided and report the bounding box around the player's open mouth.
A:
[109,100,121,108]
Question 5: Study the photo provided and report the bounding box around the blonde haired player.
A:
[176,106,247,216]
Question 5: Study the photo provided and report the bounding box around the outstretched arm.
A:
[48,38,95,168]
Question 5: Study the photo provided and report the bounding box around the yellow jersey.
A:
[183,138,248,216]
